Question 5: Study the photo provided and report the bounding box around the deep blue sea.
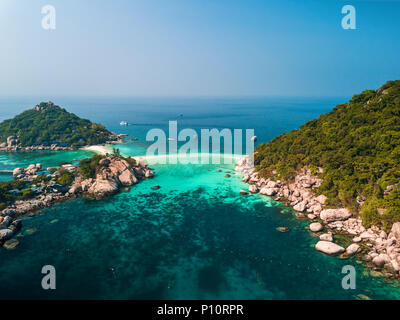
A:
[0,96,399,299]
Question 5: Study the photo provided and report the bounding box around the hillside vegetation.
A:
[255,80,400,229]
[0,102,113,147]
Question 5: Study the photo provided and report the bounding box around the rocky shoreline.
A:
[0,134,126,152]
[235,156,400,279]
[0,155,154,247]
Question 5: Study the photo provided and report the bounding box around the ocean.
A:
[0,96,399,299]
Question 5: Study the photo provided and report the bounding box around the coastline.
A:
[0,149,155,246]
[235,155,400,280]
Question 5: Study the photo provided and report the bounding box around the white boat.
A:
[120,121,128,126]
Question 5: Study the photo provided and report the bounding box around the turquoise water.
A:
[0,150,94,181]
[0,97,399,299]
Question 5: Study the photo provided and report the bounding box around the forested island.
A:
[254,80,400,230]
[0,101,121,150]
[237,80,400,278]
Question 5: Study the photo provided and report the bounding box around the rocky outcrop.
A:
[315,195,327,205]
[260,187,277,196]
[2,193,69,217]
[7,136,19,147]
[320,233,333,242]
[372,254,391,268]
[389,222,400,241]
[0,229,14,241]
[315,241,345,255]
[118,168,139,186]
[88,179,119,197]
[83,156,154,198]
[0,218,21,242]
[276,227,289,232]
[0,155,155,246]
[0,135,74,152]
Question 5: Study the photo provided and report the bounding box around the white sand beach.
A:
[81,145,111,155]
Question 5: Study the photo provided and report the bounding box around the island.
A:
[0,101,124,151]
[0,103,155,248]
[236,80,400,278]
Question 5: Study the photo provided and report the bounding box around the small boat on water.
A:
[120,121,128,126]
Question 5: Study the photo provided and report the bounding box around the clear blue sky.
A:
[0,0,399,96]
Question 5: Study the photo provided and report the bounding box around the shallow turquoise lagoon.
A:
[0,97,399,299]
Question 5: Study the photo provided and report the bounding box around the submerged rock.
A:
[239,190,248,195]
[151,185,161,190]
[276,227,289,232]
[86,156,143,197]
[3,239,19,250]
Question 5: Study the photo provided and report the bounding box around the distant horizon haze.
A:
[1,0,399,97]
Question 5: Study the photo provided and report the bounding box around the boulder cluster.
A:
[0,136,74,152]
[13,163,47,181]
[0,216,22,242]
[69,156,154,198]
[235,156,400,277]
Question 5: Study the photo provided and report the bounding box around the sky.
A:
[0,0,399,97]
